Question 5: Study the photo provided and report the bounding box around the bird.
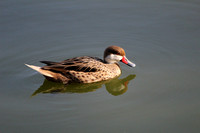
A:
[25,45,136,84]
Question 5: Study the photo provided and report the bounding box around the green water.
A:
[1,0,200,133]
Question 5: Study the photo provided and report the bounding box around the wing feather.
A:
[41,56,103,74]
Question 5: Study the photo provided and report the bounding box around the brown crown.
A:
[104,45,126,59]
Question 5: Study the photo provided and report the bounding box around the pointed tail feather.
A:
[40,61,58,66]
[25,64,53,78]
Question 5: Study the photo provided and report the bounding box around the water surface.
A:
[1,0,200,133]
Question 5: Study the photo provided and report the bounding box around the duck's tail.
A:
[25,64,54,78]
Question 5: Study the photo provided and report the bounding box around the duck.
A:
[25,45,136,84]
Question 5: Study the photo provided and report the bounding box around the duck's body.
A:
[26,46,136,84]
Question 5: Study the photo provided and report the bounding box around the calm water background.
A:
[1,0,200,132]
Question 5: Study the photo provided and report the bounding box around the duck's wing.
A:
[40,56,104,73]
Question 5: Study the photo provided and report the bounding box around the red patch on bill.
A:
[121,56,128,64]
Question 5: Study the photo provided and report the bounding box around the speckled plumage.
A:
[41,56,121,84]
[26,45,135,84]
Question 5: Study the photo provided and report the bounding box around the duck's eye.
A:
[109,49,120,55]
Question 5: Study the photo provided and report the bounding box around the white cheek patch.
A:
[105,54,123,64]
[112,54,123,61]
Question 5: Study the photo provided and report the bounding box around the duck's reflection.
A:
[32,74,136,96]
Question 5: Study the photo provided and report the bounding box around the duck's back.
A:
[41,56,121,84]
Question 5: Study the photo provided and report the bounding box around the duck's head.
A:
[104,45,136,67]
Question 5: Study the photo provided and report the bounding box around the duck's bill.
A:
[120,56,136,67]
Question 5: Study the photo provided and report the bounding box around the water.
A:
[1,0,200,132]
